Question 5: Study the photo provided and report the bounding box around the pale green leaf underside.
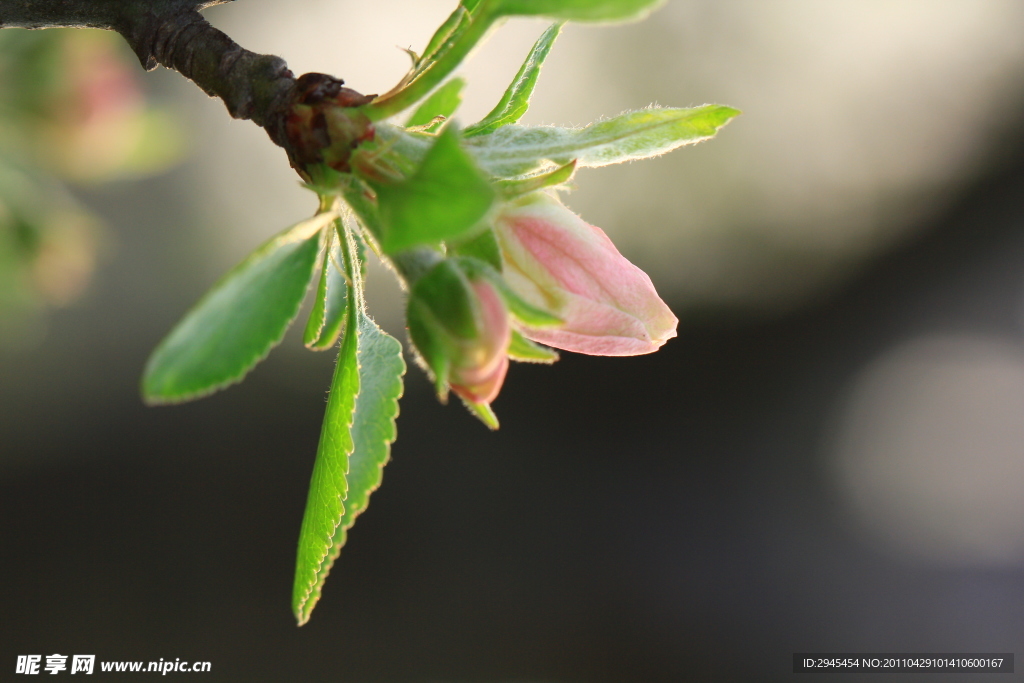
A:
[293,312,405,625]
[142,212,334,404]
[303,224,349,351]
[466,104,740,178]
[303,238,332,347]
[465,22,561,137]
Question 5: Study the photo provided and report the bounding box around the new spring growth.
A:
[494,191,678,356]
[406,259,511,408]
[138,0,738,625]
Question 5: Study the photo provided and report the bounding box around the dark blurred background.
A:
[4,1,1024,681]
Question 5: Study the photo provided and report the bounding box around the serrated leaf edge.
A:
[294,315,406,625]
[141,212,337,405]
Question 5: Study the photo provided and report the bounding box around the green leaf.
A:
[369,0,661,121]
[293,224,406,626]
[466,104,740,178]
[292,291,359,626]
[367,9,492,121]
[406,77,466,131]
[417,5,470,75]
[142,212,334,404]
[508,329,559,363]
[374,126,496,254]
[488,0,665,22]
[496,160,576,198]
[465,23,561,137]
[303,222,350,351]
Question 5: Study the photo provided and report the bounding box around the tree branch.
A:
[0,0,368,160]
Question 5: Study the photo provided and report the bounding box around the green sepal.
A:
[303,221,350,350]
[373,126,496,254]
[496,160,576,198]
[338,178,385,251]
[466,104,740,178]
[455,256,561,327]
[465,22,562,137]
[451,228,503,271]
[406,293,453,402]
[142,211,334,404]
[406,77,466,131]
[407,259,478,352]
[460,396,500,430]
[508,329,559,363]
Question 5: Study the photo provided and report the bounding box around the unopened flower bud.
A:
[406,260,511,405]
[493,192,678,356]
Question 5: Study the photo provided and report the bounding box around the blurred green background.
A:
[4,1,1024,680]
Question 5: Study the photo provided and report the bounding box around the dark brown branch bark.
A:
[125,9,296,146]
[0,0,353,153]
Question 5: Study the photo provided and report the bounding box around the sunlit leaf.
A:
[293,224,405,626]
[374,126,495,253]
[465,23,561,137]
[488,0,665,22]
[418,6,470,75]
[142,212,333,404]
[406,77,465,131]
[466,104,740,177]
[496,160,576,198]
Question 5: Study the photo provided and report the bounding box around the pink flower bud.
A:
[494,193,678,356]
[406,260,511,406]
[449,279,511,405]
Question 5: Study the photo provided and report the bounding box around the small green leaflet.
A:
[374,126,495,254]
[293,221,405,626]
[367,0,663,121]
[142,212,334,404]
[496,160,576,198]
[465,22,561,138]
[484,0,664,22]
[465,104,740,177]
[303,220,350,351]
[406,77,466,131]
[416,6,470,78]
